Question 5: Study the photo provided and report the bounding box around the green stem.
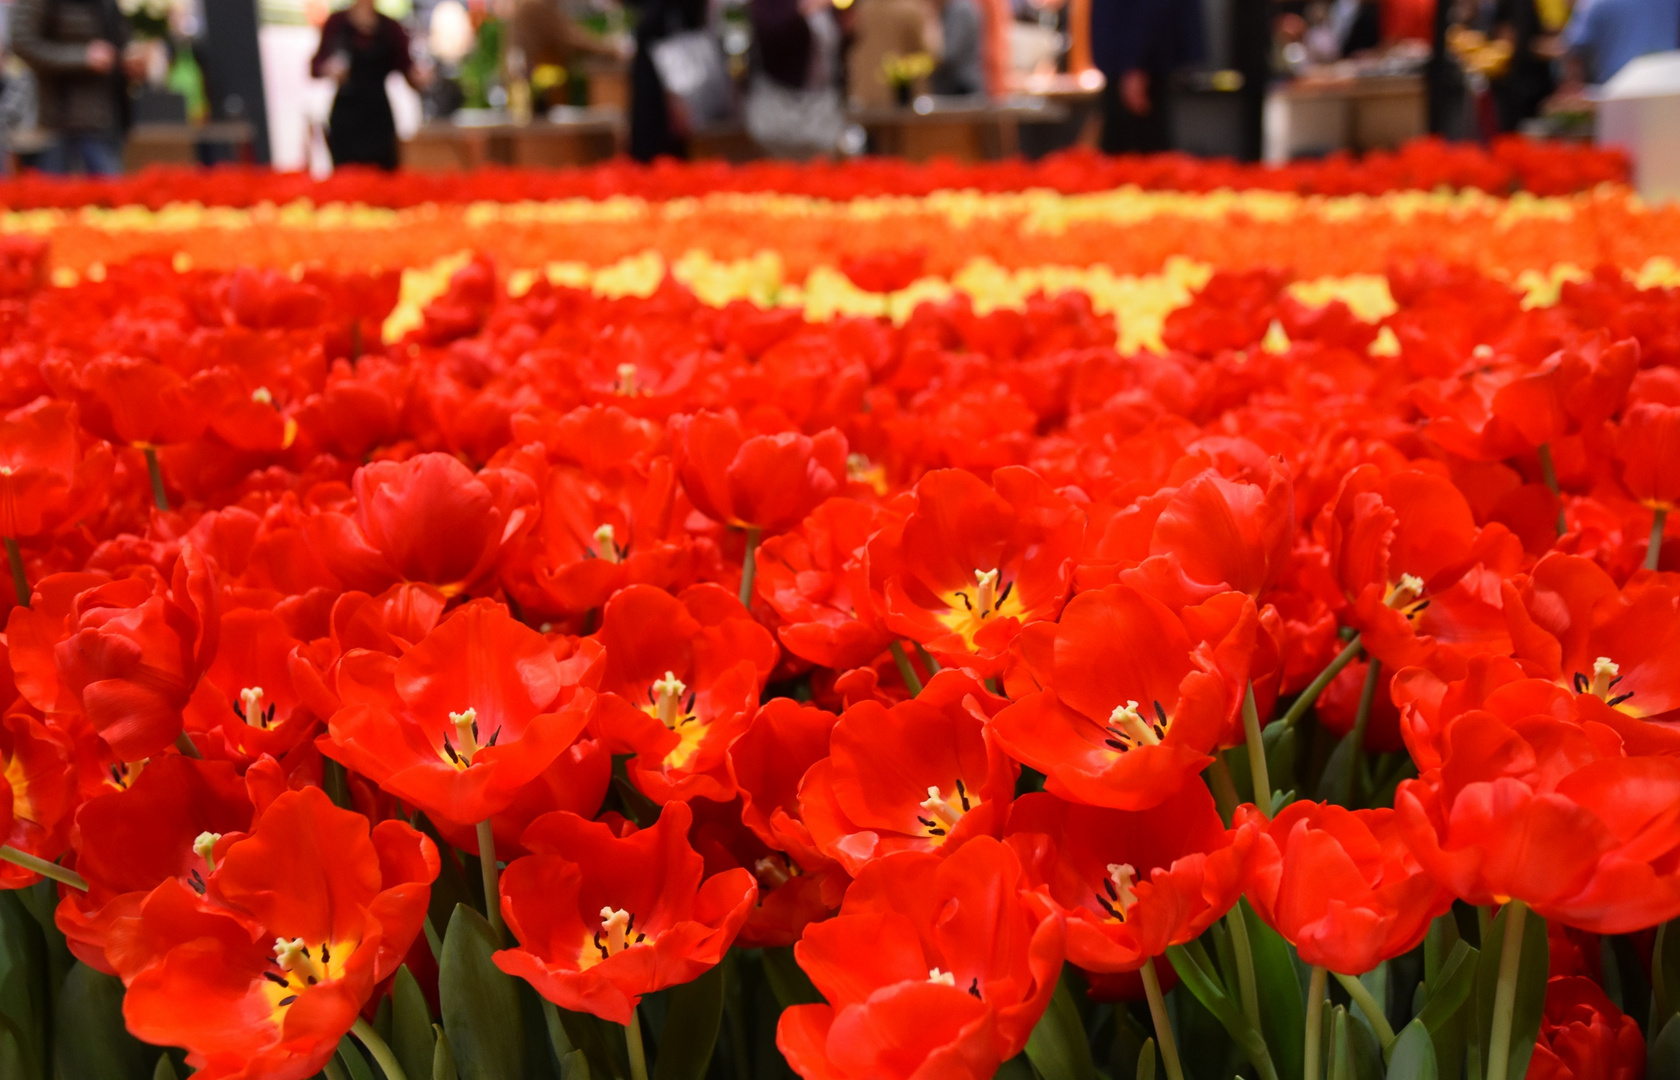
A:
[1484,901,1530,1080]
[1536,443,1564,537]
[1207,754,1240,824]
[1333,971,1395,1051]
[0,844,88,890]
[625,1005,651,1080]
[352,1016,410,1080]
[1241,682,1271,816]
[889,641,923,697]
[913,641,941,677]
[323,1057,351,1080]
[1280,636,1364,728]
[1305,966,1328,1080]
[1227,903,1263,1036]
[174,731,201,759]
[1649,507,1668,573]
[738,526,761,607]
[1334,658,1382,806]
[4,538,27,608]
[143,445,169,513]
[1654,922,1672,1031]
[476,819,507,944]
[1140,956,1186,1080]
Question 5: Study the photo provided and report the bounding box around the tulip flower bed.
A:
[1,139,1679,1080]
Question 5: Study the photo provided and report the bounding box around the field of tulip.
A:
[0,137,1678,1080]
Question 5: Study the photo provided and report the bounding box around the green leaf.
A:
[439,903,528,1080]
[0,889,47,1080]
[762,945,823,1008]
[1263,718,1298,807]
[994,1056,1037,1080]
[1024,975,1099,1080]
[152,1053,181,1080]
[1474,905,1549,1080]
[560,1048,594,1080]
[53,961,151,1080]
[1243,899,1306,1080]
[554,1005,629,1079]
[1648,1014,1680,1080]
[1166,942,1279,1080]
[1329,1007,1352,1080]
[1346,1009,1384,1080]
[1657,922,1680,1032]
[390,964,435,1080]
[1137,1038,1158,1080]
[1389,1021,1440,1080]
[1424,914,1462,990]
[652,963,726,1080]
[1416,941,1477,1038]
[432,1025,459,1080]
[336,1037,379,1080]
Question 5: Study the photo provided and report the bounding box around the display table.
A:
[1263,72,1426,162]
[401,110,621,172]
[850,98,1070,162]
[123,121,257,169]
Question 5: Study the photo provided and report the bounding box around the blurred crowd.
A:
[0,0,1670,173]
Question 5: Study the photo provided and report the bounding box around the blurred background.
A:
[0,0,1671,176]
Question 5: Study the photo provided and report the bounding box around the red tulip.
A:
[0,399,112,540]
[799,671,1015,875]
[55,754,254,973]
[777,837,1064,1080]
[671,410,848,534]
[0,709,79,888]
[1528,976,1645,1080]
[112,787,438,1080]
[1617,402,1680,511]
[987,584,1235,810]
[1238,801,1451,974]
[305,453,536,596]
[492,800,757,1024]
[589,583,779,803]
[1006,783,1252,973]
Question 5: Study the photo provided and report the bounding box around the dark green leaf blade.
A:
[53,961,151,1080]
[1474,905,1549,1080]
[1024,975,1099,1080]
[390,964,435,1080]
[1389,1020,1440,1080]
[652,963,726,1080]
[439,903,528,1080]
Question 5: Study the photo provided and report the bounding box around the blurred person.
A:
[1487,0,1554,129]
[1560,0,1678,84]
[508,0,623,104]
[846,0,940,106]
[626,0,706,159]
[311,0,430,171]
[1090,0,1202,153]
[744,0,845,156]
[929,0,982,93]
[12,0,140,174]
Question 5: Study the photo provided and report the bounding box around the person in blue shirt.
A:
[1562,0,1680,84]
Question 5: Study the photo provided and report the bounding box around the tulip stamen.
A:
[447,708,481,765]
[595,907,644,960]
[1095,862,1138,923]
[594,523,620,564]
[273,937,325,984]
[235,687,273,729]
[615,363,638,397]
[193,831,221,872]
[928,968,956,986]
[1106,700,1161,751]
[919,783,976,837]
[652,671,687,728]
[1386,573,1426,610]
[753,856,793,888]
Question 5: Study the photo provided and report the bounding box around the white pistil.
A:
[193,831,221,871]
[652,671,686,728]
[1109,701,1159,747]
[251,386,274,406]
[594,523,620,564]
[273,937,324,982]
[239,686,266,727]
[615,363,637,396]
[1106,863,1139,915]
[928,968,957,987]
[973,568,1000,613]
[753,856,791,889]
[919,786,965,830]
[600,907,631,955]
[450,708,480,763]
[1590,656,1620,700]
[1387,573,1426,609]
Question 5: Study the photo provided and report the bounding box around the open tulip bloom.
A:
[5,143,1680,1080]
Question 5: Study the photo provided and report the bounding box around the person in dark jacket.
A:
[11,0,135,174]
[311,0,429,171]
[627,0,707,160]
[1089,0,1204,153]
